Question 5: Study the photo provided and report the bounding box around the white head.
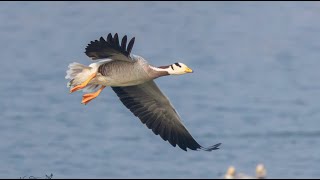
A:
[150,62,193,76]
[166,62,193,75]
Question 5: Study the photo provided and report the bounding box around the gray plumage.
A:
[67,33,221,151]
[112,81,221,151]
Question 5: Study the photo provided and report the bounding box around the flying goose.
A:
[65,33,221,151]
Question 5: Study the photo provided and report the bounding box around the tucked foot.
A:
[81,86,106,105]
[70,73,97,93]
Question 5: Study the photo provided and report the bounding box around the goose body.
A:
[90,58,150,87]
[65,33,221,152]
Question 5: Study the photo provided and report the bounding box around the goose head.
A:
[153,62,193,75]
[167,62,193,75]
[150,62,193,77]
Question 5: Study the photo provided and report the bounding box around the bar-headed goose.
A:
[65,33,221,151]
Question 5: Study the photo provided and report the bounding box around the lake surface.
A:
[1,2,320,178]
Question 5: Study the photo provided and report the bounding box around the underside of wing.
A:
[111,81,221,151]
[85,33,135,62]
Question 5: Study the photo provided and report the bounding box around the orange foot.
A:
[70,73,97,93]
[81,86,106,105]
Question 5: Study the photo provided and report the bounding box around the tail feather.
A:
[67,79,74,88]
[66,62,102,93]
[65,62,92,89]
[65,62,88,80]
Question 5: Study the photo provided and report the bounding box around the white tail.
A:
[65,62,88,80]
[65,62,102,93]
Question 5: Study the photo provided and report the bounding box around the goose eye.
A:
[174,63,181,68]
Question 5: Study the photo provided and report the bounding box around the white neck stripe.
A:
[149,65,168,72]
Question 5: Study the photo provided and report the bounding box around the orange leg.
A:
[81,86,106,105]
[70,73,97,93]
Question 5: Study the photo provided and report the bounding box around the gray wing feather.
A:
[85,33,135,62]
[111,81,221,151]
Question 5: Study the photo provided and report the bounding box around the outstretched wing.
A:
[85,33,135,62]
[112,81,221,151]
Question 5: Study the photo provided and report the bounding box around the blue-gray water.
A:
[1,2,320,178]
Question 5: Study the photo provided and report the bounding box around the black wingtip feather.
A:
[200,143,222,151]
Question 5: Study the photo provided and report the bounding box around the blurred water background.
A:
[1,1,320,178]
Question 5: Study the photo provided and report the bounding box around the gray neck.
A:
[148,65,170,79]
